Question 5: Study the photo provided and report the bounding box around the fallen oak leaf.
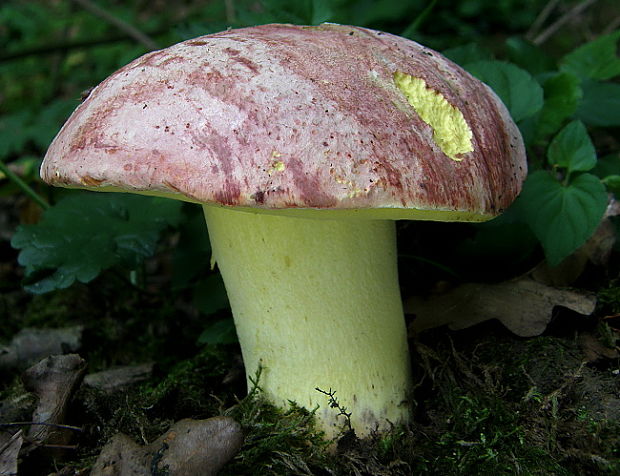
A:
[407,277,596,337]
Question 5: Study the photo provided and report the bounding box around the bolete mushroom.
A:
[40,24,526,438]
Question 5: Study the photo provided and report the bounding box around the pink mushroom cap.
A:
[41,23,526,221]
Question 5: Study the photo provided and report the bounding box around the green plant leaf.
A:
[465,60,544,122]
[536,72,582,139]
[505,37,555,76]
[602,175,620,196]
[517,171,607,266]
[172,205,211,290]
[576,80,620,127]
[547,120,596,173]
[198,318,237,346]
[192,273,230,315]
[560,30,620,80]
[442,43,493,66]
[11,192,183,293]
[310,0,334,24]
[592,153,620,178]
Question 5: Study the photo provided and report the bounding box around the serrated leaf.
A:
[576,80,620,127]
[517,171,607,266]
[465,60,544,122]
[0,111,31,160]
[537,72,582,139]
[547,120,596,173]
[560,30,620,80]
[11,192,183,293]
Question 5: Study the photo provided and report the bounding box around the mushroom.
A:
[40,24,527,438]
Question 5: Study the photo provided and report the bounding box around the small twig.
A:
[526,0,560,41]
[532,0,599,45]
[1,35,129,62]
[0,160,49,210]
[315,387,352,432]
[70,0,158,51]
[224,0,236,24]
[0,430,22,455]
[39,443,79,450]
[401,0,439,38]
[602,15,620,35]
[0,422,83,432]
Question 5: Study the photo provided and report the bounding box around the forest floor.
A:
[1,196,619,475]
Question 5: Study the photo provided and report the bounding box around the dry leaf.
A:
[407,277,596,337]
[0,430,22,476]
[0,327,83,371]
[578,333,619,363]
[83,363,154,393]
[22,354,86,447]
[90,417,243,476]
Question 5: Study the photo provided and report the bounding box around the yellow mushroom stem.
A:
[203,205,412,439]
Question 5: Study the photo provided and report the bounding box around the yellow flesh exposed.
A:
[393,71,473,161]
[203,205,412,438]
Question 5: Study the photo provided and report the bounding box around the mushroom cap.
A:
[41,23,526,221]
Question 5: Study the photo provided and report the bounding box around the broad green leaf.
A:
[576,80,620,127]
[172,206,211,290]
[343,0,417,27]
[310,0,334,24]
[192,273,230,315]
[547,120,596,173]
[560,30,620,80]
[537,72,582,139]
[11,192,183,293]
[0,111,31,160]
[442,43,493,66]
[602,175,620,196]
[505,37,555,75]
[592,153,620,178]
[198,318,237,346]
[517,171,607,266]
[465,60,544,122]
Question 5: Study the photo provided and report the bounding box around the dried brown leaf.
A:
[22,354,86,447]
[407,277,596,337]
[0,430,22,476]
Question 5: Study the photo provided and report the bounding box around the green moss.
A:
[410,392,567,475]
[597,281,620,313]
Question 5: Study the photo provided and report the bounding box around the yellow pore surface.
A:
[393,71,473,161]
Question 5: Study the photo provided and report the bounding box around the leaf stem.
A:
[69,0,158,50]
[399,253,460,278]
[0,160,49,210]
[401,0,439,38]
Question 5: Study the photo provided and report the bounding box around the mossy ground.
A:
[2,245,620,474]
